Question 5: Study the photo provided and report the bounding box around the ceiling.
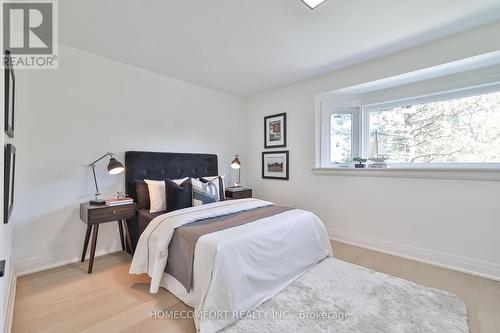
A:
[59,0,500,97]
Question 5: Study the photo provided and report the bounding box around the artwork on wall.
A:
[4,144,16,224]
[262,151,289,180]
[4,50,15,138]
[264,112,286,148]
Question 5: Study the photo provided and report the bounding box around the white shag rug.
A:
[223,258,468,333]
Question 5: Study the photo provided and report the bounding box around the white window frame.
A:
[315,83,500,175]
[318,98,361,168]
[323,107,360,166]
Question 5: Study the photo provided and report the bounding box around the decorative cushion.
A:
[192,177,222,206]
[145,177,188,213]
[165,178,193,212]
[200,175,225,201]
[135,181,150,210]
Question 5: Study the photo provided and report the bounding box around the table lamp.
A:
[89,152,125,205]
[230,154,241,188]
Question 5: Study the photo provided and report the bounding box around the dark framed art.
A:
[264,112,286,148]
[4,144,16,224]
[262,151,289,180]
[4,50,15,138]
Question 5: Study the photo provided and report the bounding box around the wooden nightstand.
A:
[225,188,252,200]
[79,202,136,273]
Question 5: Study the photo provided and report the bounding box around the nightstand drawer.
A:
[82,204,136,224]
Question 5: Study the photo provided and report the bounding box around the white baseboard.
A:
[328,228,500,282]
[16,245,123,277]
[3,266,16,333]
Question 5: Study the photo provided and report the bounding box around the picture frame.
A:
[264,112,286,148]
[4,50,15,138]
[4,144,16,224]
[262,151,289,180]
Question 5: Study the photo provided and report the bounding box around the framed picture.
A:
[262,151,289,180]
[264,112,286,148]
[4,50,15,138]
[4,144,16,224]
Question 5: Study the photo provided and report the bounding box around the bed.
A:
[125,151,332,333]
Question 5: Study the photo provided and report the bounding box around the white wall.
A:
[245,21,500,280]
[12,45,246,274]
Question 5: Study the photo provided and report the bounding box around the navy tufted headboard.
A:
[125,151,219,201]
[124,151,219,252]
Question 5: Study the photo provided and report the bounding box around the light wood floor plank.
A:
[12,241,500,333]
[475,277,500,332]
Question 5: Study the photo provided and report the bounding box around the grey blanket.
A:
[165,205,292,291]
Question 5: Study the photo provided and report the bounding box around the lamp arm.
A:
[89,152,113,200]
[89,152,113,166]
[91,164,100,199]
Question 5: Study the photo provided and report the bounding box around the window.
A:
[321,107,360,166]
[319,85,500,168]
[330,112,353,163]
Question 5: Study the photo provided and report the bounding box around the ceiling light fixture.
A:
[301,0,327,9]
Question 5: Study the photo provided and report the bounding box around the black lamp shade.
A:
[107,157,125,174]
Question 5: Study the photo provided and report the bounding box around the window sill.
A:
[311,167,500,181]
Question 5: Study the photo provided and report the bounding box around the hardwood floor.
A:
[12,241,500,332]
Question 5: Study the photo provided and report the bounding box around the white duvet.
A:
[130,198,332,333]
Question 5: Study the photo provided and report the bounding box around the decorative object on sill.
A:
[4,50,15,138]
[369,162,389,169]
[262,151,289,180]
[369,130,388,168]
[88,153,125,205]
[264,112,287,148]
[229,154,242,188]
[353,157,367,169]
[4,144,15,224]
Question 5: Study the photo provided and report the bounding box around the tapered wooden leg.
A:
[81,225,92,262]
[122,219,134,255]
[118,220,125,251]
[88,224,99,274]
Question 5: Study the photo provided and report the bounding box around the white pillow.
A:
[144,177,188,213]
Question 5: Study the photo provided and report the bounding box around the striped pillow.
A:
[200,175,225,201]
[191,177,221,206]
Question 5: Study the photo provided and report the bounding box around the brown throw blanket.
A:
[165,205,292,292]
